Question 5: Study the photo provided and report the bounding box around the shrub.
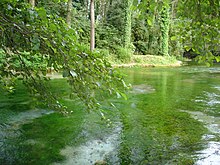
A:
[114,46,132,63]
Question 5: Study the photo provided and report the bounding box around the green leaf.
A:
[205,62,211,67]
[32,43,40,51]
[215,56,220,62]
[184,46,191,52]
[122,80,127,88]
[170,36,177,41]
[116,92,121,99]
[70,70,77,77]
[36,8,47,20]
[120,92,128,100]
[49,23,57,32]
[147,18,153,26]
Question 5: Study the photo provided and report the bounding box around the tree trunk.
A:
[124,0,133,49]
[66,0,72,27]
[90,0,95,51]
[29,0,35,8]
[86,0,89,18]
[97,0,106,23]
[160,2,170,56]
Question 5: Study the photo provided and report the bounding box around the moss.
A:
[116,94,206,164]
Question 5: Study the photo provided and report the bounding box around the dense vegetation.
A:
[0,0,220,108]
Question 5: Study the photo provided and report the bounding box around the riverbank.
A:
[46,55,182,76]
[112,55,182,68]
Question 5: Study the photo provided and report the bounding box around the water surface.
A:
[1,66,220,164]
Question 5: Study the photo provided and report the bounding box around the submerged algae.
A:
[1,66,220,164]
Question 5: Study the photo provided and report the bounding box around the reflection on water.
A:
[180,111,220,134]
[196,91,220,107]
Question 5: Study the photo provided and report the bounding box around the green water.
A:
[1,66,220,164]
[118,66,220,164]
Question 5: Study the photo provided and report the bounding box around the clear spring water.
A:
[1,66,220,164]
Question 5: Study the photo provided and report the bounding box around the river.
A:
[0,66,220,164]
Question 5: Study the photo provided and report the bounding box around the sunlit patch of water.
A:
[196,92,220,104]
[180,110,220,164]
[54,122,122,165]
[195,90,220,114]
[8,109,54,125]
[214,86,220,91]
[205,92,220,106]
[0,109,53,137]
[196,142,220,165]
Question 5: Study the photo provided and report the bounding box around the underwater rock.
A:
[94,160,107,165]
[130,84,155,94]
[54,122,122,165]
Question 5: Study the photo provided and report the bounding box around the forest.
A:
[0,0,220,165]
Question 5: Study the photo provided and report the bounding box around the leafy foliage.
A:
[0,0,126,111]
[176,0,220,63]
[96,24,123,50]
[114,46,132,63]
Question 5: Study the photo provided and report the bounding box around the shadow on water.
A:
[0,109,53,164]
[0,80,65,164]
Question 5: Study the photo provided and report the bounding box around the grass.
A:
[132,55,179,65]
[111,55,181,67]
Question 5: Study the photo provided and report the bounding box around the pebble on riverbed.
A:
[94,160,107,165]
[130,84,155,94]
